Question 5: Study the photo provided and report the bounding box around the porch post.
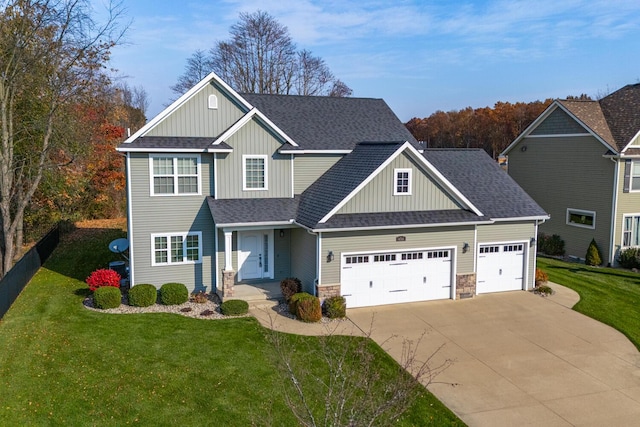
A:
[224,230,233,270]
[222,229,235,299]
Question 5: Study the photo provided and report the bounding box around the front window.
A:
[566,208,596,229]
[394,168,412,195]
[243,155,267,190]
[152,232,202,265]
[150,155,200,195]
[623,215,640,247]
[632,161,640,191]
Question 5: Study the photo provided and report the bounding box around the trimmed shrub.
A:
[322,296,346,319]
[535,268,548,287]
[220,299,249,316]
[93,286,122,309]
[280,277,302,302]
[159,282,189,305]
[289,292,314,315]
[128,284,157,307]
[537,233,565,256]
[297,296,322,323]
[618,247,640,269]
[86,268,121,292]
[585,238,602,266]
[192,291,208,304]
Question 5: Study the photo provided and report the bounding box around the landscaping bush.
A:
[192,291,208,304]
[289,292,314,315]
[93,286,122,309]
[322,296,346,319]
[618,247,640,269]
[535,268,548,287]
[537,233,565,256]
[128,284,157,307]
[220,299,249,316]
[280,277,302,302]
[296,296,322,323]
[159,282,189,305]
[86,268,121,292]
[585,238,602,266]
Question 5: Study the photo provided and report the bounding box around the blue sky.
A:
[98,0,640,122]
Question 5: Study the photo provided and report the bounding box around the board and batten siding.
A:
[477,221,537,288]
[274,229,292,280]
[147,82,246,137]
[612,161,640,261]
[319,226,474,285]
[129,153,215,293]
[290,228,317,294]
[507,135,614,262]
[216,118,292,199]
[294,154,343,194]
[530,107,589,135]
[338,152,460,215]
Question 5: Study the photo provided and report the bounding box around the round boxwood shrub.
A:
[619,247,640,269]
[159,282,189,305]
[128,284,157,307]
[93,286,122,309]
[297,296,322,323]
[322,295,347,319]
[289,292,315,315]
[220,299,249,316]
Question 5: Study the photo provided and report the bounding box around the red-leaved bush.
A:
[86,269,121,292]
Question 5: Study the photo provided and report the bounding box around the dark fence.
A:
[0,224,61,319]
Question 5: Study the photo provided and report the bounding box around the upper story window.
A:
[243,155,268,191]
[566,208,595,229]
[394,168,412,195]
[152,232,202,266]
[632,161,640,191]
[149,155,201,196]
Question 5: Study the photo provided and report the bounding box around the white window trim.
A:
[621,213,640,248]
[151,231,203,266]
[631,160,640,192]
[149,154,202,196]
[242,154,268,191]
[393,168,412,196]
[566,208,596,229]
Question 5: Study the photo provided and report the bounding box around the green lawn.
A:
[0,224,463,426]
[538,257,640,350]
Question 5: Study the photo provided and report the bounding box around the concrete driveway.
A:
[347,283,640,426]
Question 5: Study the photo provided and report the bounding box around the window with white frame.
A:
[566,208,596,229]
[150,155,200,195]
[152,232,202,265]
[243,155,267,190]
[632,161,640,191]
[394,168,412,195]
[623,215,640,247]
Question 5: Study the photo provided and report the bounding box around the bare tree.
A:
[0,0,126,277]
[170,49,214,97]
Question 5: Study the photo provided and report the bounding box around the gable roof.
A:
[557,100,616,150]
[598,84,640,151]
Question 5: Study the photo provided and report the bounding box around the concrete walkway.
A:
[251,283,640,426]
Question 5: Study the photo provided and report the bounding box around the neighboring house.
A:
[117,72,548,308]
[502,83,640,266]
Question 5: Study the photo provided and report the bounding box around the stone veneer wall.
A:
[316,283,341,302]
[456,273,476,299]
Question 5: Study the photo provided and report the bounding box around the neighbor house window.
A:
[152,232,202,266]
[150,155,200,195]
[394,168,412,195]
[623,215,640,247]
[243,155,267,190]
[566,208,595,229]
[632,161,640,191]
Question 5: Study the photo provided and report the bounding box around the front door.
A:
[238,230,273,281]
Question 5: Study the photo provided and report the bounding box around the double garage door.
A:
[341,249,452,308]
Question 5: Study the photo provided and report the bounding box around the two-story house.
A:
[118,72,548,308]
[502,84,640,266]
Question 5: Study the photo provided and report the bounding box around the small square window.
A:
[394,168,412,195]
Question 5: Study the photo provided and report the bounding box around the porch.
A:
[232,281,283,303]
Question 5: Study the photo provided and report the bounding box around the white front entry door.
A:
[238,230,273,281]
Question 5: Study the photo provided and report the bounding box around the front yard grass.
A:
[0,222,463,426]
[537,257,640,350]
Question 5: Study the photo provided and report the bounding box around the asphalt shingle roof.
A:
[241,93,418,150]
[207,197,299,225]
[316,210,489,229]
[123,136,232,151]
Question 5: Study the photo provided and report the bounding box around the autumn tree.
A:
[0,0,125,277]
[172,11,352,98]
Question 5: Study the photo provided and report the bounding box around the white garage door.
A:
[341,249,452,308]
[476,243,525,294]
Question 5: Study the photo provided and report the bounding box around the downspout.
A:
[609,158,620,266]
[126,152,135,286]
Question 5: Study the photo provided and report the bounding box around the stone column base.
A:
[456,273,476,299]
[316,283,341,303]
[222,270,235,299]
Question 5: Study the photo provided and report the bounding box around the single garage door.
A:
[476,243,525,294]
[341,249,452,308]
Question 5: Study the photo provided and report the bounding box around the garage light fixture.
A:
[530,237,536,247]
[462,242,469,253]
[327,251,334,262]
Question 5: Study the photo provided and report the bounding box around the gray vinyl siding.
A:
[294,154,343,194]
[530,107,589,135]
[477,221,537,287]
[216,118,292,199]
[338,152,460,214]
[147,82,246,137]
[274,229,291,280]
[129,153,215,293]
[319,226,474,285]
[290,228,317,294]
[613,161,640,261]
[507,135,614,263]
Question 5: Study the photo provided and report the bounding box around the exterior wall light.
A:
[462,242,470,253]
[327,251,334,262]
[530,237,536,247]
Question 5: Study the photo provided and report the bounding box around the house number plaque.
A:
[396,236,406,242]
